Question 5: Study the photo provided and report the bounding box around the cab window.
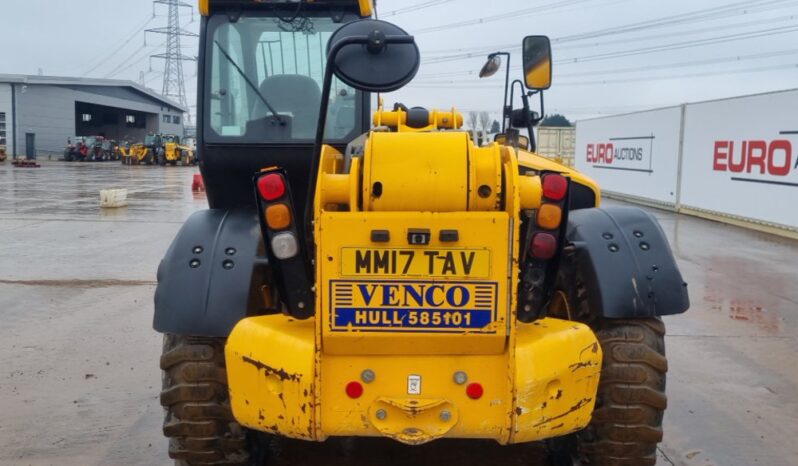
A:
[206,14,360,143]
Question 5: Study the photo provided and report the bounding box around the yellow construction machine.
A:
[153,2,689,465]
[162,134,195,165]
[120,133,159,165]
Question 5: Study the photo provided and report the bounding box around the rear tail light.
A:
[466,382,484,400]
[266,203,292,230]
[258,173,286,201]
[254,168,314,319]
[270,232,299,260]
[536,204,562,230]
[345,381,364,399]
[531,233,557,260]
[542,173,568,201]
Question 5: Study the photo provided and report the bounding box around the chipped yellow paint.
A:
[227,316,599,444]
[511,318,602,443]
[225,315,316,440]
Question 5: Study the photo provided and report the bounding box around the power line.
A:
[556,25,798,65]
[414,46,798,84]
[416,22,798,81]
[381,0,456,17]
[410,62,798,89]
[413,0,594,34]
[80,14,155,77]
[419,0,798,64]
[104,41,166,78]
[147,0,198,123]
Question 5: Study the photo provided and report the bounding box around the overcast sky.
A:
[4,0,798,122]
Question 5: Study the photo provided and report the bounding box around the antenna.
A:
[146,0,198,125]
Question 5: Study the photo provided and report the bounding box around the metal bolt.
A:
[225,247,236,256]
[602,233,613,240]
[608,244,619,253]
[189,259,201,268]
[640,242,650,251]
[375,409,387,420]
[192,246,203,254]
[453,371,468,385]
[361,369,376,384]
[222,260,235,270]
[633,230,644,238]
[440,410,452,422]
[297,301,305,309]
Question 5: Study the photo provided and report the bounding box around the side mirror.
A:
[522,36,552,90]
[327,19,420,93]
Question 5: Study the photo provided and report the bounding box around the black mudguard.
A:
[153,209,269,337]
[565,206,690,318]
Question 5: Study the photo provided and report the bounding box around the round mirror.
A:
[479,55,502,78]
[327,19,420,93]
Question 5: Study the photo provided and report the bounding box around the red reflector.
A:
[345,381,363,399]
[531,233,558,260]
[466,383,484,400]
[258,173,286,201]
[542,174,568,201]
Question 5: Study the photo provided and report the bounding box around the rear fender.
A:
[153,209,270,337]
[565,206,689,318]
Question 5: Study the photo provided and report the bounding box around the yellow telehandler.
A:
[162,134,195,166]
[153,2,689,465]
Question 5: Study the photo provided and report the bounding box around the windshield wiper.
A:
[214,40,286,126]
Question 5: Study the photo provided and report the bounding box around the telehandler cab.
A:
[154,1,689,465]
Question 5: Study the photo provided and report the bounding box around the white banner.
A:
[680,90,798,229]
[575,107,683,205]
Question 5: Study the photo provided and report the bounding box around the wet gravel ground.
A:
[1,161,796,466]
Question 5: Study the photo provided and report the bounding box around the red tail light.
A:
[542,174,568,201]
[258,173,286,201]
[531,232,558,260]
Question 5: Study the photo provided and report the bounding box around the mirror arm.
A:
[487,52,512,133]
[304,34,415,249]
[499,52,512,133]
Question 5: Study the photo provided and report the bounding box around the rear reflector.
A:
[466,382,484,400]
[270,232,299,260]
[542,174,568,201]
[266,203,292,230]
[537,204,563,230]
[345,381,364,399]
[531,232,558,260]
[258,173,286,201]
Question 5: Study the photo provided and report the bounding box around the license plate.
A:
[330,280,498,333]
[340,248,490,279]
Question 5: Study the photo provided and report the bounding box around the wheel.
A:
[550,251,668,466]
[160,334,258,465]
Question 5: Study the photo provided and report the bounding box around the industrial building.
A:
[0,74,186,158]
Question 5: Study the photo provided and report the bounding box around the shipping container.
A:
[536,126,575,167]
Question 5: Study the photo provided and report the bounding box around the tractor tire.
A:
[578,319,666,466]
[160,334,253,466]
[551,251,668,466]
